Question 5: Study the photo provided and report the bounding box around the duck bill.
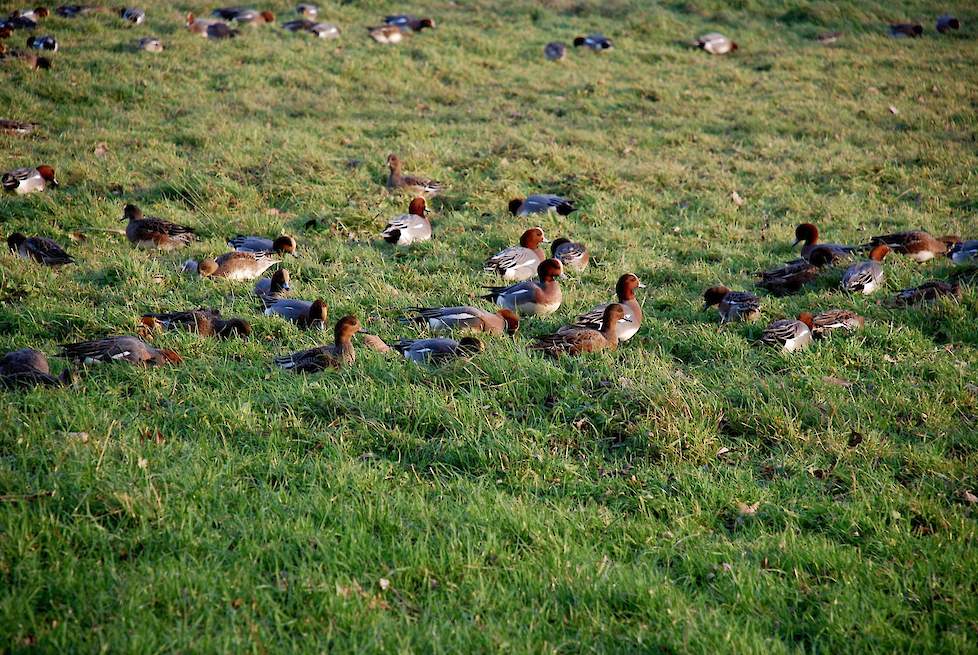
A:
[49,178,60,188]
[791,239,801,248]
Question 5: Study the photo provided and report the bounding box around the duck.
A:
[295,4,317,19]
[889,23,923,38]
[183,251,279,280]
[282,19,338,38]
[274,315,361,371]
[0,51,53,70]
[123,203,195,250]
[141,309,252,339]
[936,15,960,33]
[865,231,958,263]
[573,34,612,51]
[809,309,865,338]
[551,237,589,272]
[9,7,50,21]
[187,13,238,38]
[212,8,275,24]
[532,304,627,357]
[137,37,163,52]
[0,119,38,135]
[254,268,291,302]
[482,258,563,317]
[842,245,889,294]
[386,154,443,196]
[264,298,328,330]
[368,24,403,44]
[59,336,182,366]
[381,197,431,245]
[889,281,962,307]
[755,258,823,296]
[228,234,297,255]
[392,337,482,364]
[483,227,547,281]
[119,7,144,24]
[761,314,814,352]
[816,31,842,44]
[544,41,566,61]
[509,194,576,216]
[694,32,737,54]
[792,223,858,264]
[0,13,39,29]
[948,240,977,265]
[2,165,58,194]
[26,35,57,51]
[1,348,72,389]
[383,15,435,32]
[7,232,73,265]
[56,6,108,18]
[702,285,760,323]
[403,305,520,335]
[563,273,644,340]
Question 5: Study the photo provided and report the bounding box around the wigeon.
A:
[393,337,482,364]
[382,197,431,245]
[212,8,275,24]
[755,258,823,296]
[936,15,960,33]
[10,7,50,21]
[383,15,435,32]
[59,336,182,366]
[483,227,547,281]
[56,6,107,18]
[119,7,144,24]
[948,240,977,265]
[386,154,443,196]
[842,245,889,294]
[694,32,737,54]
[264,298,328,330]
[0,119,39,135]
[573,34,612,51]
[7,232,73,265]
[889,280,962,307]
[890,23,923,37]
[282,19,338,38]
[254,268,291,302]
[368,24,403,44]
[544,42,566,60]
[274,315,361,371]
[702,285,760,323]
[0,51,53,70]
[2,165,58,194]
[482,258,563,317]
[532,304,628,356]
[810,309,865,338]
[865,231,958,263]
[141,309,252,339]
[792,223,857,264]
[816,31,842,44]
[295,4,317,19]
[183,251,279,280]
[508,194,575,216]
[1,348,72,389]
[1,13,39,29]
[228,234,297,255]
[137,37,163,52]
[760,314,814,352]
[565,273,644,340]
[551,237,589,272]
[403,305,519,335]
[187,13,238,38]
[123,204,195,250]
[26,35,57,51]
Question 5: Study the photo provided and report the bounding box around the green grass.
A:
[2,0,978,651]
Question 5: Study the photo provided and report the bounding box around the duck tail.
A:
[382,229,401,244]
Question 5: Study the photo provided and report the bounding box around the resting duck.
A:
[890,23,923,38]
[1,348,72,389]
[532,304,627,357]
[0,51,53,70]
[7,232,73,265]
[403,306,519,335]
[483,227,547,281]
[755,258,822,296]
[141,309,251,338]
[183,251,279,280]
[393,337,483,364]
[254,268,290,302]
[137,37,163,52]
[368,24,403,44]
[187,13,238,38]
[865,231,958,263]
[508,194,575,216]
[56,6,108,18]
[123,204,195,250]
[573,34,612,51]
[889,281,962,307]
[59,336,182,366]
[386,154,443,196]
[760,314,814,352]
[936,15,960,33]
[264,298,328,330]
[212,8,275,24]
[482,258,563,317]
[792,223,857,264]
[274,315,361,371]
[948,240,977,265]
[694,32,737,54]
[0,119,38,135]
[544,42,566,61]
[383,15,435,32]
[2,165,58,194]
[702,285,760,323]
[119,7,144,24]
[565,273,644,340]
[842,245,889,294]
[282,19,338,38]
[382,197,431,245]
[9,7,50,21]
[810,309,865,338]
[228,234,297,255]
[26,35,58,51]
[551,238,589,272]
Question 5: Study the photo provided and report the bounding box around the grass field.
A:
[2,0,978,651]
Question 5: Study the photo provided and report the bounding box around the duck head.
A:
[792,222,818,247]
[7,232,27,252]
[36,165,58,186]
[498,308,520,336]
[520,227,546,249]
[617,273,645,301]
[601,303,630,330]
[334,315,362,343]
[508,198,523,215]
[309,299,328,329]
[122,203,142,221]
[271,268,291,292]
[197,259,219,277]
[701,285,731,309]
[459,336,483,355]
[216,318,252,339]
[869,244,891,262]
[797,312,815,330]
[537,258,563,281]
[408,197,427,216]
[273,235,298,255]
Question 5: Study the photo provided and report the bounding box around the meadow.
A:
[1,0,977,651]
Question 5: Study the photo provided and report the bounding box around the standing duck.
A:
[702,285,760,323]
[383,15,435,32]
[564,273,644,340]
[531,304,628,356]
[1,348,72,389]
[483,227,547,281]
[183,251,279,280]
[393,337,483,364]
[59,336,182,366]
[810,309,865,338]
[889,281,962,307]
[551,237,589,272]
[386,154,443,197]
[274,315,361,371]
[254,269,291,302]
[403,305,519,335]
[760,314,814,352]
[228,234,297,255]
[573,34,612,51]
[865,230,957,263]
[264,298,328,330]
[694,32,737,54]
[140,309,252,339]
[482,258,563,317]
[508,194,576,216]
[2,165,58,194]
[123,204,195,250]
[792,223,858,264]
[382,197,431,245]
[842,245,890,294]
[7,232,73,265]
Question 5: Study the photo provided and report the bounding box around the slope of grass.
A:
[2,0,977,651]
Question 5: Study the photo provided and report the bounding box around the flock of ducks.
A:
[1,5,975,388]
